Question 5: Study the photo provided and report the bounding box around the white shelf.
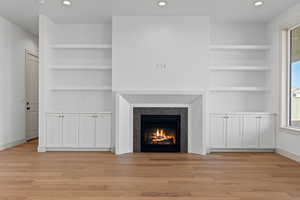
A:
[52,65,112,71]
[210,45,270,50]
[50,44,112,49]
[46,112,112,114]
[210,66,269,71]
[209,87,267,92]
[51,87,112,91]
[210,112,276,115]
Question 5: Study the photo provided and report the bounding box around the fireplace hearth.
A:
[141,115,180,152]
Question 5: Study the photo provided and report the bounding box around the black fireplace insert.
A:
[141,115,180,152]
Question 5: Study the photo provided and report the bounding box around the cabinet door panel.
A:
[210,116,226,148]
[96,114,111,148]
[79,116,96,147]
[62,115,78,147]
[260,117,275,148]
[46,115,61,147]
[243,117,259,148]
[227,116,242,148]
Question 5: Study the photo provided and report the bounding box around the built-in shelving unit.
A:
[209,40,270,113]
[43,22,112,113]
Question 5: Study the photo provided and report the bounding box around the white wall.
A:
[268,2,300,158]
[112,16,210,92]
[0,16,38,149]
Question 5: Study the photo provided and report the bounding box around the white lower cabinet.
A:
[210,113,275,150]
[227,116,242,148]
[46,113,112,150]
[62,114,79,147]
[243,116,260,148]
[210,115,226,148]
[46,114,62,147]
[79,114,96,147]
[260,116,275,148]
[96,114,111,148]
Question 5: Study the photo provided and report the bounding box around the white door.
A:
[79,115,96,147]
[260,116,275,148]
[46,114,62,147]
[243,116,260,148]
[210,115,226,148]
[25,51,39,140]
[96,114,111,148]
[227,115,242,148]
[62,114,79,147]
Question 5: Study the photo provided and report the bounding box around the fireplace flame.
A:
[151,128,176,144]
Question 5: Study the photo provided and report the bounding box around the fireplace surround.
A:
[133,107,188,153]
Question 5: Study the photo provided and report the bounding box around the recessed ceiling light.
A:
[39,0,46,5]
[62,0,72,6]
[157,0,167,7]
[254,1,264,7]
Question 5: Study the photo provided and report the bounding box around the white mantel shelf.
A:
[116,90,206,95]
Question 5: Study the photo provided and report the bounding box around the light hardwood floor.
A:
[0,140,300,200]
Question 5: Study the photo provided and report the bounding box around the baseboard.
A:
[0,139,26,151]
[38,146,46,152]
[276,148,300,163]
[110,147,116,153]
[210,148,275,153]
[44,147,112,152]
[26,136,38,141]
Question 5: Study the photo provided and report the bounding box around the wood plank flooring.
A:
[0,140,300,200]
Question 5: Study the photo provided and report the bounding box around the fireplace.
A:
[133,107,187,153]
[141,115,180,152]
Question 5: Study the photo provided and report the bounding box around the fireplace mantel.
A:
[113,91,207,155]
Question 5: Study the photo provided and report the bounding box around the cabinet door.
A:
[79,115,96,147]
[227,116,242,148]
[95,114,111,148]
[62,114,79,147]
[210,115,226,148]
[243,116,259,148]
[260,116,275,148]
[46,114,62,147]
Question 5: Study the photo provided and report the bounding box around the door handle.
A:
[26,102,30,111]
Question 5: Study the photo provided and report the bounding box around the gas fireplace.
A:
[141,115,180,152]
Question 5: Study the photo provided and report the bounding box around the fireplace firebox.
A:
[141,115,180,152]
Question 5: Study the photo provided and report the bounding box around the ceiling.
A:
[0,0,299,35]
